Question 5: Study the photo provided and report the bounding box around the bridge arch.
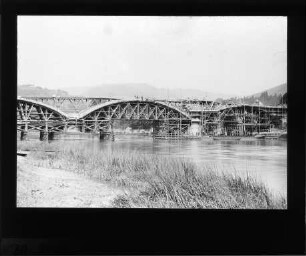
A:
[78,99,191,121]
[17,98,68,120]
[218,104,274,121]
[77,99,192,134]
[17,98,69,134]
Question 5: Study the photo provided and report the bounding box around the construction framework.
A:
[22,96,119,114]
[189,102,287,136]
[17,97,287,140]
[17,98,192,140]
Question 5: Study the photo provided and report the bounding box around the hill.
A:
[252,83,287,97]
[221,83,287,106]
[18,84,69,97]
[64,83,236,101]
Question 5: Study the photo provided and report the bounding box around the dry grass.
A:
[17,140,287,209]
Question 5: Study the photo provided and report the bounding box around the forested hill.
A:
[217,83,287,106]
[252,83,287,98]
[18,84,69,97]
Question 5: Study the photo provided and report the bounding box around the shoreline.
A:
[17,140,287,209]
[17,156,124,208]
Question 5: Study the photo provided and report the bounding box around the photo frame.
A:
[1,0,305,254]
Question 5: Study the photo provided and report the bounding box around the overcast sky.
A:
[18,16,287,96]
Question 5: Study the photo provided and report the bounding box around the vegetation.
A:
[217,84,287,106]
[220,92,284,106]
[17,141,287,209]
[280,92,287,105]
[241,91,283,106]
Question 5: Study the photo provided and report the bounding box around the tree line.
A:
[217,91,287,106]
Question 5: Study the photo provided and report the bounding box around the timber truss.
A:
[17,98,192,138]
[17,97,287,139]
[17,98,68,133]
[199,104,287,135]
[78,100,191,135]
[21,96,119,114]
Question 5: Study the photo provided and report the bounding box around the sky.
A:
[18,16,287,96]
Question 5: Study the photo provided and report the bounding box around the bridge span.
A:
[17,97,287,140]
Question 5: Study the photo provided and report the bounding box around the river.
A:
[48,133,287,197]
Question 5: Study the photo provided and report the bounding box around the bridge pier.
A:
[20,130,28,141]
[111,132,115,141]
[80,124,85,133]
[39,131,48,141]
[20,124,28,141]
[48,132,55,140]
[239,125,244,136]
[152,120,160,139]
[99,132,115,141]
[99,132,107,140]
[189,119,201,136]
[99,120,115,141]
[64,123,68,133]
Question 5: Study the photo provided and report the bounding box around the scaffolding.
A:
[17,97,287,140]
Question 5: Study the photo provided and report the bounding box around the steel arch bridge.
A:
[17,98,192,139]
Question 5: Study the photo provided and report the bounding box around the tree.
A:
[280,92,287,105]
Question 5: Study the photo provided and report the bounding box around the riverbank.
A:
[17,141,287,209]
[17,156,123,207]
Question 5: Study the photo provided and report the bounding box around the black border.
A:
[1,0,305,254]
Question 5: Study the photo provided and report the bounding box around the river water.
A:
[51,134,287,196]
[20,133,287,196]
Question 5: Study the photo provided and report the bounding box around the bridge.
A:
[17,97,192,140]
[17,96,287,140]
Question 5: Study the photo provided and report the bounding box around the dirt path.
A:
[17,156,123,208]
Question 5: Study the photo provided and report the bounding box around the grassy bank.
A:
[17,140,287,209]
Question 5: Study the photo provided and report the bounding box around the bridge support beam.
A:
[235,124,243,136]
[48,132,55,140]
[99,132,107,140]
[99,120,115,141]
[99,132,115,141]
[40,131,48,141]
[20,130,28,141]
[189,119,201,136]
[20,124,28,141]
[80,123,85,133]
[152,120,160,139]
